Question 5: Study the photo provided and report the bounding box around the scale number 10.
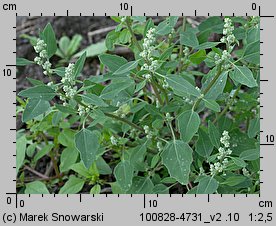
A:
[3,68,12,76]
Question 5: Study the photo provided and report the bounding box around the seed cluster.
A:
[140,28,159,79]
[59,63,78,105]
[33,39,52,75]
[210,130,232,176]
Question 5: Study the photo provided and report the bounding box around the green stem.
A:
[151,78,163,105]
[192,66,222,111]
[104,112,144,132]
[168,121,176,141]
[155,79,169,104]
[177,16,187,73]
[213,85,241,124]
[126,17,142,52]
[74,98,144,132]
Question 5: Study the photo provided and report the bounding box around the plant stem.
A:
[126,17,142,52]
[168,121,176,141]
[177,16,187,73]
[74,97,144,132]
[49,148,61,178]
[192,66,222,111]
[213,85,241,124]
[155,79,169,104]
[151,78,163,105]
[24,165,49,179]
[104,112,144,132]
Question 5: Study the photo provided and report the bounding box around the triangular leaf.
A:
[161,140,193,185]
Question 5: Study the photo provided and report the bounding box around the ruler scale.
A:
[0,0,275,225]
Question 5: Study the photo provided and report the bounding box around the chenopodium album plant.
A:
[16,16,260,194]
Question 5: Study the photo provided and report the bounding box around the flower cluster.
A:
[60,63,77,103]
[157,141,163,152]
[140,28,159,73]
[183,96,194,105]
[77,104,91,116]
[33,39,52,75]
[210,130,232,176]
[165,113,173,121]
[183,47,190,57]
[220,18,236,49]
[143,125,153,139]
[120,16,126,23]
[114,103,130,118]
[110,136,118,146]
[214,50,232,70]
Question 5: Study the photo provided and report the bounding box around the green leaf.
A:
[204,99,220,112]
[42,23,57,57]
[53,67,66,77]
[75,41,107,57]
[161,140,193,185]
[152,184,170,194]
[100,78,134,100]
[58,36,70,57]
[25,181,49,194]
[58,176,85,194]
[67,34,82,56]
[16,135,27,174]
[60,147,79,173]
[195,128,214,158]
[151,154,160,168]
[246,26,260,44]
[196,176,219,194]
[189,50,206,64]
[180,30,199,48]
[230,65,258,88]
[74,52,86,77]
[22,98,50,122]
[113,60,138,76]
[114,160,134,191]
[70,162,91,178]
[90,184,101,194]
[198,17,223,42]
[18,85,56,101]
[75,129,99,169]
[203,68,228,100]
[248,118,259,138]
[55,104,76,114]
[156,17,179,35]
[132,16,147,23]
[26,78,44,86]
[178,110,200,142]
[119,29,131,44]
[34,144,54,162]
[98,54,127,72]
[125,144,147,171]
[127,177,154,194]
[208,121,220,149]
[221,175,247,186]
[96,157,112,175]
[231,157,247,167]
[16,57,33,66]
[243,41,260,64]
[81,93,108,107]
[195,42,220,50]
[58,129,76,147]
[239,149,259,161]
[166,75,201,97]
[105,30,119,51]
